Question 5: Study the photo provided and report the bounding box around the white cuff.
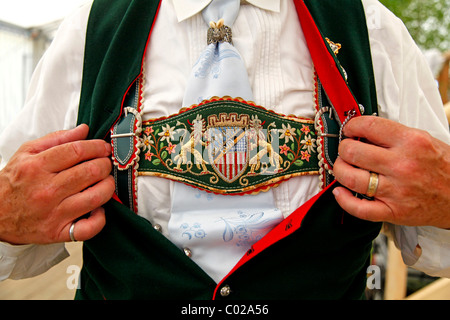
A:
[392,225,450,278]
[413,227,450,278]
[0,241,68,281]
[0,242,34,281]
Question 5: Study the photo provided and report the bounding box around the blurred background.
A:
[0,0,90,134]
[380,0,450,124]
[0,0,449,300]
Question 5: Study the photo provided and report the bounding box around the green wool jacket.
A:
[75,0,381,300]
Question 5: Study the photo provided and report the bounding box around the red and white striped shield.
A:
[208,126,248,183]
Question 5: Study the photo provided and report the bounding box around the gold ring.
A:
[366,172,379,198]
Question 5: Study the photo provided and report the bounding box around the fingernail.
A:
[332,188,340,197]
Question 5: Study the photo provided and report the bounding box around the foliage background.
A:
[379,0,450,51]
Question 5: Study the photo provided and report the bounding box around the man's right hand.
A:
[0,124,115,245]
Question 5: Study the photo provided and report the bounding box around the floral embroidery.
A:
[143,136,154,151]
[144,126,154,136]
[145,151,154,161]
[137,98,319,195]
[166,142,177,155]
[300,124,311,135]
[279,144,290,156]
[301,150,311,162]
[158,124,176,143]
[301,135,317,154]
[279,123,297,144]
[219,210,282,248]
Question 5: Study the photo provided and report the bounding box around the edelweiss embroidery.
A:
[137,97,320,195]
[219,210,282,248]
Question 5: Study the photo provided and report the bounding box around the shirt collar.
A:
[171,0,280,22]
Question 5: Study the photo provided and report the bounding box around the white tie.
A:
[169,0,283,283]
[182,0,253,107]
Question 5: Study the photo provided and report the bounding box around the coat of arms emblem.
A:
[207,113,250,183]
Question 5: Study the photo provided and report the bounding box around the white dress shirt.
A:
[1,0,450,282]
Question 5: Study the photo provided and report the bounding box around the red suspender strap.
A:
[213,0,361,299]
[295,0,362,121]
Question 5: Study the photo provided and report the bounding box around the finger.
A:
[56,175,115,222]
[338,138,392,175]
[40,139,112,173]
[52,157,113,199]
[332,186,393,223]
[60,207,106,242]
[333,157,388,198]
[22,124,90,154]
[334,157,371,195]
[343,116,407,147]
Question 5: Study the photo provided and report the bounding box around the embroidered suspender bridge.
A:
[136,97,319,195]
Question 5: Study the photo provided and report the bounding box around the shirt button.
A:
[220,285,231,297]
[153,224,162,233]
[184,248,192,258]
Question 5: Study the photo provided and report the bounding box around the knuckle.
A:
[30,185,54,204]
[85,160,103,178]
[389,160,404,176]
[10,157,40,180]
[403,158,420,174]
[359,116,375,132]
[19,140,41,154]
[86,190,104,207]
[336,171,356,191]
[69,141,85,162]
[408,129,432,149]
[345,174,359,191]
[18,140,33,153]
[86,158,112,179]
[333,158,360,192]
[391,157,418,178]
[340,140,358,163]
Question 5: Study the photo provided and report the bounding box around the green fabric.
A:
[214,184,380,300]
[76,200,216,300]
[77,0,159,139]
[75,0,381,300]
[305,0,378,116]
